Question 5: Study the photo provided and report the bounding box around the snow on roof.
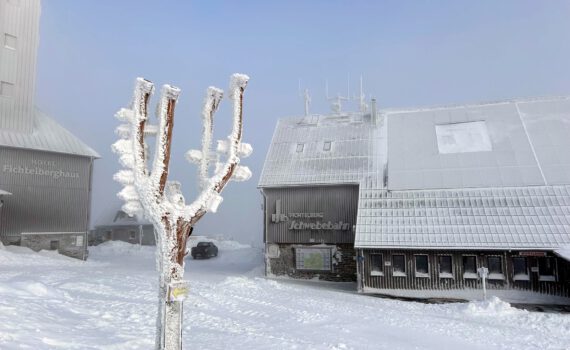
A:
[0,108,100,158]
[554,247,570,262]
[93,208,151,228]
[386,97,570,190]
[0,189,11,196]
[355,185,570,249]
[258,112,385,187]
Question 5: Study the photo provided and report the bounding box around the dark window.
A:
[488,256,503,274]
[129,231,136,240]
[463,256,477,274]
[392,255,406,275]
[415,255,429,275]
[370,254,383,275]
[296,143,304,153]
[512,257,528,277]
[323,141,332,151]
[539,257,556,277]
[439,256,453,276]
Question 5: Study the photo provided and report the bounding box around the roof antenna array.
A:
[298,79,311,116]
[326,75,350,114]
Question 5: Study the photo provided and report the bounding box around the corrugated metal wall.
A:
[0,147,93,242]
[263,185,359,244]
[0,0,40,133]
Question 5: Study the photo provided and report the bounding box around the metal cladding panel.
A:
[0,147,92,240]
[0,0,41,133]
[387,102,546,190]
[263,185,359,244]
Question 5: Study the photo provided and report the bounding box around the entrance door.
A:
[50,240,59,250]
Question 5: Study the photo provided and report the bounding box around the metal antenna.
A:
[325,79,349,114]
[353,75,368,113]
[298,80,311,116]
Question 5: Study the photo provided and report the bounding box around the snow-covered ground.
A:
[0,240,569,350]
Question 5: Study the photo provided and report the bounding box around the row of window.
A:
[2,32,17,98]
[369,254,557,281]
[296,141,332,153]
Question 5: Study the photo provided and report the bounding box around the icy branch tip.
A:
[207,86,224,97]
[230,73,249,91]
[161,84,181,100]
[135,77,154,93]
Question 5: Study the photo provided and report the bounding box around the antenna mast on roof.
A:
[353,75,368,113]
[326,77,349,114]
[298,79,311,116]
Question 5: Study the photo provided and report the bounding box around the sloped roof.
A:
[355,185,570,249]
[93,206,151,228]
[386,96,570,190]
[258,113,385,187]
[0,108,100,158]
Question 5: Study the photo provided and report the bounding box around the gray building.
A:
[260,97,570,304]
[90,209,155,246]
[0,0,99,259]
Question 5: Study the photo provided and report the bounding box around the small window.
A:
[415,255,429,277]
[296,143,304,153]
[462,256,478,279]
[538,257,556,282]
[0,81,14,97]
[439,255,453,278]
[370,254,383,276]
[323,141,332,151]
[4,34,16,50]
[487,256,504,280]
[129,231,136,240]
[75,235,84,247]
[512,257,529,281]
[392,254,406,277]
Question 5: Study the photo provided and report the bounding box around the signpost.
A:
[477,267,489,300]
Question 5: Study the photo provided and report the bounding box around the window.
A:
[435,121,492,154]
[295,247,332,271]
[129,231,136,240]
[370,254,383,276]
[415,255,429,277]
[487,256,504,280]
[438,255,453,278]
[323,141,332,151]
[392,255,406,277]
[0,81,14,97]
[75,235,84,247]
[512,257,529,281]
[462,256,478,279]
[538,257,556,282]
[4,34,16,50]
[296,143,304,153]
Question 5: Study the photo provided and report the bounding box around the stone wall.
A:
[20,233,87,260]
[267,243,356,282]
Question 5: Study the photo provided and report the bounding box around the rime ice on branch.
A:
[111,74,251,350]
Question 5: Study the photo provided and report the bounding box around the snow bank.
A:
[463,297,520,316]
[188,236,251,250]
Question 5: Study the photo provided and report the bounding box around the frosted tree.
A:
[112,74,252,350]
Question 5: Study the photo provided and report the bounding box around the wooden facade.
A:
[358,249,570,301]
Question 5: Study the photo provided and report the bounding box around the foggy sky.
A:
[34,1,570,244]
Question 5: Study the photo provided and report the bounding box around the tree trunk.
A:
[164,300,183,350]
[155,275,183,350]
